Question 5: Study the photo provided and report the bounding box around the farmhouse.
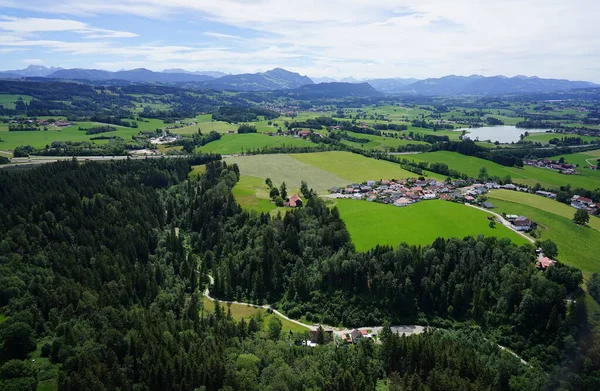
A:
[285,194,303,208]
[482,202,495,209]
[511,217,532,231]
[571,195,594,210]
[536,257,556,270]
[536,190,557,199]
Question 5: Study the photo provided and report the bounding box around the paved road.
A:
[1,154,198,169]
[465,203,535,244]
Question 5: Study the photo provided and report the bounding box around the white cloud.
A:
[203,32,242,40]
[0,15,137,38]
[22,58,44,64]
[0,1,599,81]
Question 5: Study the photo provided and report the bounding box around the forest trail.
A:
[203,273,530,365]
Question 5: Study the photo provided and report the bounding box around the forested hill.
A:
[0,159,597,390]
[282,82,382,99]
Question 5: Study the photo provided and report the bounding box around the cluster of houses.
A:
[571,195,600,215]
[329,178,513,208]
[263,129,318,139]
[341,329,371,345]
[149,130,182,145]
[7,119,73,127]
[523,158,578,174]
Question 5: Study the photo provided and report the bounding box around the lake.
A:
[457,125,548,143]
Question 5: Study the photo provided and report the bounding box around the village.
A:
[523,157,579,174]
[329,177,512,207]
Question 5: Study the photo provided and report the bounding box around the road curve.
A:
[203,275,314,331]
[202,277,529,364]
[465,203,535,244]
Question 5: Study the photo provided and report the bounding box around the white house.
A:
[394,198,412,207]
[511,217,532,231]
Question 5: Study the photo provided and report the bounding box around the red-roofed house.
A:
[536,257,556,270]
[285,194,303,208]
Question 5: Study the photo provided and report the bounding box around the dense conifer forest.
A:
[0,158,598,390]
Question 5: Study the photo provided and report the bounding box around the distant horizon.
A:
[0,1,599,83]
[1,64,598,84]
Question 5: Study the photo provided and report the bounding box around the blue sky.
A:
[0,0,599,82]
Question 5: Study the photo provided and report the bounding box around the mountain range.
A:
[0,65,597,96]
[284,82,381,99]
[200,68,313,91]
[398,75,597,95]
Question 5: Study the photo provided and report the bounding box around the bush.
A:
[13,145,34,158]
[40,342,51,358]
[0,360,36,379]
[587,273,600,303]
[237,124,257,134]
[275,197,284,207]
[0,322,36,360]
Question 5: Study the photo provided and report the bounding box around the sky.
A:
[0,0,599,82]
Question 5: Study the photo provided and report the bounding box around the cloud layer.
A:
[0,0,598,81]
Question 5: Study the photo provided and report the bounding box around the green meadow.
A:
[525,132,600,144]
[336,199,528,251]
[292,151,444,182]
[232,175,280,213]
[487,192,600,278]
[340,131,430,151]
[408,150,600,190]
[490,190,600,232]
[0,94,34,109]
[202,297,308,334]
[225,154,349,194]
[226,151,444,198]
[0,122,144,150]
[197,133,318,155]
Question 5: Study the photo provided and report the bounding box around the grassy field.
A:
[232,175,279,213]
[340,131,430,151]
[490,190,600,232]
[226,152,444,197]
[336,199,528,251]
[225,154,349,194]
[525,132,600,144]
[0,122,144,149]
[0,94,34,109]
[188,164,207,179]
[487,192,600,277]
[409,151,600,190]
[202,297,308,334]
[30,339,60,391]
[197,133,318,155]
[292,151,444,182]
[225,152,448,213]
